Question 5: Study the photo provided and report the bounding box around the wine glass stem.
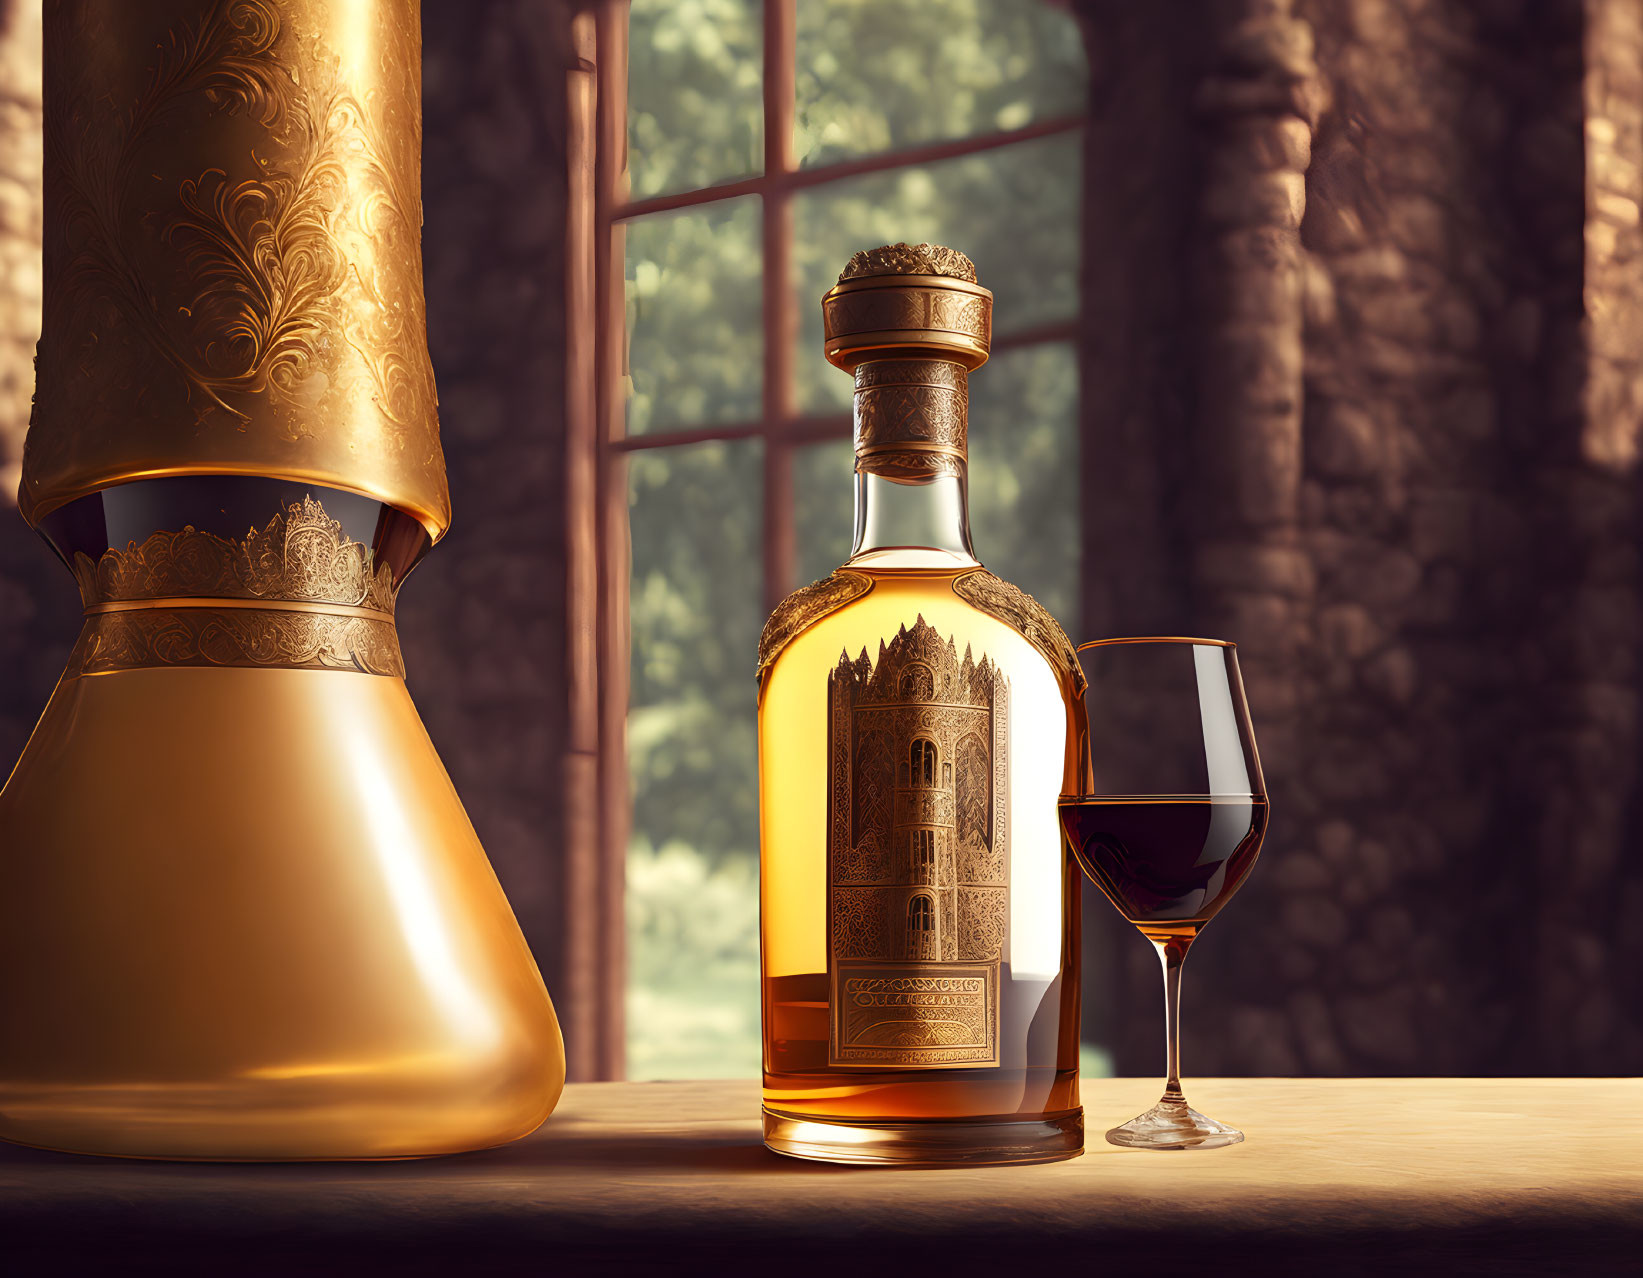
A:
[1155,935,1192,1105]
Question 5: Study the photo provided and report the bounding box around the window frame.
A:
[569,0,1084,1081]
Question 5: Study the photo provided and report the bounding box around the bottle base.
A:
[762,1106,1083,1166]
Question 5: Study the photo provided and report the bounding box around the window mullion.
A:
[761,0,798,613]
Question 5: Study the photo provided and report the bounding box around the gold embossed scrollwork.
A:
[852,358,968,479]
[953,570,1087,695]
[756,570,874,684]
[27,0,446,532]
[68,607,405,677]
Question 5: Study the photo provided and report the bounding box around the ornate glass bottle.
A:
[758,244,1085,1164]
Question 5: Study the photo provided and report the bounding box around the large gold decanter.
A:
[0,0,564,1159]
[757,244,1086,1165]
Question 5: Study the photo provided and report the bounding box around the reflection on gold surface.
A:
[345,718,503,1054]
[0,666,564,1160]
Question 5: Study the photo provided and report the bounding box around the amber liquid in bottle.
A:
[761,562,1083,1156]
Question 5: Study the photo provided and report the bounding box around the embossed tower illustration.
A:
[827,618,1008,1066]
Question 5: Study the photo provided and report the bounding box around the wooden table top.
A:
[3,1077,1640,1275]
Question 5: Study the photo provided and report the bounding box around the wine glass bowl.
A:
[1061,795,1267,943]
[1059,638,1267,1150]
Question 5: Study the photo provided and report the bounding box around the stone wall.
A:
[1079,0,1642,1075]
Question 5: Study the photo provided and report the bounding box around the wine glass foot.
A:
[1105,1099,1243,1151]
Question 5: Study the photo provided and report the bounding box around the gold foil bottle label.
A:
[827,618,1008,1068]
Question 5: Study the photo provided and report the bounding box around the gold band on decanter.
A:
[64,495,404,676]
[66,605,404,677]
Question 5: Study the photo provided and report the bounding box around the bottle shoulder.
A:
[756,569,874,685]
[948,568,1085,696]
[758,565,1082,697]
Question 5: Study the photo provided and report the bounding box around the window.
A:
[907,893,937,960]
[605,0,1087,1080]
[911,829,937,883]
[899,663,935,702]
[909,737,937,788]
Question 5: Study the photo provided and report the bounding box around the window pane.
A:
[796,0,1086,168]
[625,198,762,436]
[627,440,764,1079]
[794,438,855,585]
[968,342,1079,625]
[793,133,1081,412]
[628,0,763,198]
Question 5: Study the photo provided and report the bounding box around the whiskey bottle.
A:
[757,243,1087,1165]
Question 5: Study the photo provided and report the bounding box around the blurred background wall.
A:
[1079,0,1642,1077]
[0,0,1637,1081]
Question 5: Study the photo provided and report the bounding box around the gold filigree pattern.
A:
[26,0,448,532]
[71,496,396,613]
[840,243,978,283]
[67,606,404,677]
[953,570,1087,695]
[854,449,966,481]
[756,570,874,684]
[822,287,992,358]
[827,618,1008,1068]
[66,495,401,677]
[853,358,969,477]
[853,359,967,392]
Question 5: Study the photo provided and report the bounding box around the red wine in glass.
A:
[1059,796,1266,943]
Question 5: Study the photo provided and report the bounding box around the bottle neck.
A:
[850,470,976,566]
[844,356,978,569]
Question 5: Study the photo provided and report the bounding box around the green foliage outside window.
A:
[624,0,1088,1080]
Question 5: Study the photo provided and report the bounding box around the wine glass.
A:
[1059,638,1267,1150]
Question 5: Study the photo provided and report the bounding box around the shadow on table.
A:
[0,1119,863,1180]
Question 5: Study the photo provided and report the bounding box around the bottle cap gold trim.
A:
[839,243,979,283]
